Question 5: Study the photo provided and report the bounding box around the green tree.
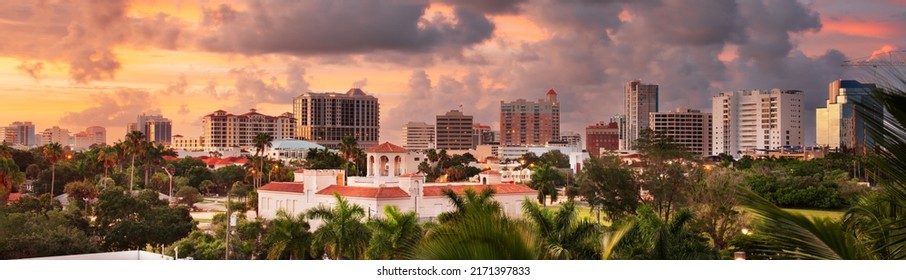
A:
[0,208,97,259]
[338,135,359,177]
[521,200,600,259]
[366,205,423,260]
[539,150,570,168]
[307,193,371,259]
[124,131,145,192]
[175,186,203,209]
[64,180,98,211]
[264,210,312,260]
[529,163,564,206]
[689,167,748,250]
[303,148,345,169]
[43,143,65,199]
[1,158,25,203]
[576,155,638,221]
[166,231,225,260]
[253,132,274,189]
[436,187,501,223]
[97,145,118,180]
[611,206,719,260]
[94,186,196,251]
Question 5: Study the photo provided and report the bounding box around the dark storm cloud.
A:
[198,0,495,56]
[439,0,528,15]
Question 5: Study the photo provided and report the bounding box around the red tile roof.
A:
[163,156,179,161]
[365,142,408,153]
[546,89,558,95]
[8,193,22,202]
[316,185,410,199]
[423,184,535,197]
[259,182,306,193]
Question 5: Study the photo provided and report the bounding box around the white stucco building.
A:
[712,88,804,157]
[258,142,536,225]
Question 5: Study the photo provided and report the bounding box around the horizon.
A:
[1,0,904,145]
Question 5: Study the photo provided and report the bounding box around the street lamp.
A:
[162,166,174,205]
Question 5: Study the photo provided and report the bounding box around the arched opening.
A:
[482,177,487,185]
[380,156,389,176]
[368,156,375,176]
[394,156,402,176]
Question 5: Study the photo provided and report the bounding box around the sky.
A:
[1,0,904,145]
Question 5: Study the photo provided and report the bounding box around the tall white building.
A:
[712,89,804,157]
[816,80,879,153]
[85,126,106,146]
[40,126,71,146]
[402,122,435,151]
[293,88,380,149]
[560,131,582,148]
[3,121,36,146]
[623,80,659,150]
[129,114,173,145]
[202,109,296,149]
[650,108,712,157]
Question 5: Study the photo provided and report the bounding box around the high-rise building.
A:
[4,121,36,146]
[402,122,435,151]
[472,124,495,148]
[586,121,620,156]
[40,126,71,145]
[130,114,173,145]
[560,131,582,148]
[500,89,560,146]
[650,108,713,157]
[436,110,473,150]
[294,88,379,148]
[623,80,659,150]
[86,126,106,146]
[712,89,804,157]
[203,109,296,149]
[816,80,880,153]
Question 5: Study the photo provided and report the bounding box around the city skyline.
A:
[1,0,905,145]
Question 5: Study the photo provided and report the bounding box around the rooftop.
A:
[365,142,408,153]
[422,184,535,197]
[259,182,306,193]
[317,185,410,199]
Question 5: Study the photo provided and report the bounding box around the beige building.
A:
[500,89,560,146]
[293,88,380,149]
[402,121,435,151]
[713,89,804,157]
[40,126,71,146]
[3,121,35,146]
[202,109,295,149]
[816,80,878,152]
[649,108,713,157]
[170,135,206,151]
[258,142,536,225]
[436,110,473,150]
[85,126,106,146]
[623,80,659,150]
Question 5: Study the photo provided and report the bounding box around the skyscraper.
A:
[816,80,879,153]
[436,110,473,150]
[3,121,35,146]
[294,88,380,148]
[40,126,71,145]
[649,108,713,157]
[472,124,495,148]
[130,114,173,145]
[712,89,804,157]
[500,89,560,146]
[623,80,659,150]
[86,126,106,146]
[402,122,435,151]
[203,109,296,149]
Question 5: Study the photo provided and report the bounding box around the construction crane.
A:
[842,50,906,67]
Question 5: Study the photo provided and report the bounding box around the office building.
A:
[649,108,712,157]
[129,114,173,145]
[3,121,36,146]
[402,122,435,151]
[586,121,620,156]
[85,126,106,146]
[500,89,560,146]
[560,131,581,147]
[40,126,71,145]
[712,89,804,157]
[623,80,659,150]
[472,124,496,148]
[436,110,473,150]
[293,88,379,148]
[202,109,296,149]
[816,80,880,153]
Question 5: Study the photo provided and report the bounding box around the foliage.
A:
[210,212,267,260]
[94,186,196,251]
[436,187,501,224]
[175,186,203,208]
[414,201,536,260]
[576,155,638,221]
[213,165,245,194]
[539,150,571,169]
[688,168,748,250]
[611,206,719,260]
[528,163,565,206]
[264,210,312,260]
[165,231,225,260]
[521,200,600,259]
[307,193,371,259]
[1,158,25,202]
[304,148,346,169]
[0,208,97,259]
[366,205,423,260]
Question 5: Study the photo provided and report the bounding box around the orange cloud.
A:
[823,17,903,38]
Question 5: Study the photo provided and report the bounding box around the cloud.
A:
[439,0,528,15]
[352,78,369,89]
[198,0,495,58]
[16,61,45,81]
[161,74,189,96]
[60,88,161,127]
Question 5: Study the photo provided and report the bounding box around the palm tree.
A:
[529,163,564,206]
[338,135,358,177]
[253,133,274,189]
[124,131,145,192]
[307,193,371,259]
[264,210,312,260]
[97,145,118,180]
[43,142,65,199]
[521,200,600,259]
[366,205,423,260]
[1,158,25,202]
[436,187,501,223]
